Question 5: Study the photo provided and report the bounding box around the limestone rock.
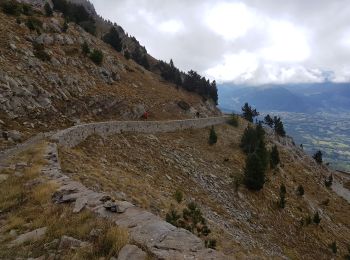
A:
[59,235,89,250]
[35,34,54,45]
[118,244,147,260]
[7,130,22,142]
[0,174,8,183]
[73,197,87,213]
[10,227,47,246]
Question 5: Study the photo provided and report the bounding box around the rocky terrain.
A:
[0,1,349,260]
[0,2,219,151]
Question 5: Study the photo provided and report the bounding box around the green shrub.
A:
[205,239,217,249]
[33,43,51,62]
[165,208,181,227]
[63,20,68,32]
[26,17,42,32]
[124,50,130,60]
[313,211,321,224]
[296,185,304,196]
[329,241,337,254]
[21,3,32,15]
[44,2,53,16]
[305,215,312,225]
[229,114,239,127]
[278,184,286,209]
[208,126,217,145]
[174,190,183,204]
[1,1,21,16]
[324,174,333,188]
[81,41,90,55]
[270,145,280,169]
[90,49,103,65]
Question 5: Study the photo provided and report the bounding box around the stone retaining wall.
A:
[52,116,230,148]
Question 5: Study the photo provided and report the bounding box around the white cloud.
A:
[204,2,256,41]
[90,0,350,85]
[206,51,258,82]
[261,21,310,62]
[158,20,184,34]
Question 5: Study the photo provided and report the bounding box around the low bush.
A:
[1,0,21,16]
[174,189,183,203]
[26,17,42,32]
[313,211,321,224]
[208,126,217,145]
[329,241,337,254]
[81,41,90,55]
[90,49,103,65]
[296,185,304,196]
[33,43,51,62]
[229,114,239,127]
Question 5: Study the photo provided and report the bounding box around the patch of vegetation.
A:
[165,202,216,249]
[270,145,280,169]
[1,0,33,16]
[26,17,42,33]
[313,150,323,164]
[44,2,53,17]
[52,0,96,35]
[124,49,130,60]
[329,241,337,254]
[264,114,286,137]
[156,59,182,86]
[81,41,90,56]
[208,126,218,145]
[103,27,123,52]
[156,60,219,104]
[174,189,183,204]
[241,123,268,191]
[313,211,321,224]
[228,114,239,127]
[278,184,286,209]
[296,185,304,196]
[324,174,333,188]
[33,43,51,62]
[90,49,103,65]
[242,103,259,123]
[132,47,150,70]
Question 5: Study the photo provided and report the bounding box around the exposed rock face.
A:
[117,245,147,260]
[58,235,90,250]
[10,227,47,246]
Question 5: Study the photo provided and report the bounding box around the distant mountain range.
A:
[218,83,350,113]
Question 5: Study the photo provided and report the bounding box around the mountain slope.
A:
[0,5,220,151]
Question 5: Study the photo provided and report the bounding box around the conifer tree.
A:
[313,150,323,164]
[279,184,286,208]
[264,114,274,128]
[273,116,286,137]
[44,2,53,17]
[103,27,122,52]
[244,153,265,190]
[209,126,218,145]
[241,103,259,123]
[270,145,280,169]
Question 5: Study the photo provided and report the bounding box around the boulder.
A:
[73,197,87,213]
[7,130,22,142]
[118,244,147,260]
[0,174,8,183]
[10,227,47,246]
[59,235,90,250]
[35,34,54,45]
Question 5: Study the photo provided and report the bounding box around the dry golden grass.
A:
[59,120,350,259]
[0,142,131,259]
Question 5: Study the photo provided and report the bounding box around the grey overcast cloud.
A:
[90,0,350,85]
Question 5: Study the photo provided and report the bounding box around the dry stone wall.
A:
[52,116,230,148]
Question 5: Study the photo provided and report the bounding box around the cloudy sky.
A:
[90,0,350,85]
